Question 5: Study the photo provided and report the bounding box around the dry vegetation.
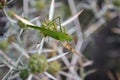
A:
[0,0,120,80]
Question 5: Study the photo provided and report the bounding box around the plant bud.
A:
[28,54,48,74]
[48,61,61,75]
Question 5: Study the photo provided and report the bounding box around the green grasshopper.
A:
[12,13,72,41]
[12,13,84,58]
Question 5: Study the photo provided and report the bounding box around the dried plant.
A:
[0,0,120,80]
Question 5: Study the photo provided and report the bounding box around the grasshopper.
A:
[12,13,72,41]
[12,13,84,58]
[12,12,92,66]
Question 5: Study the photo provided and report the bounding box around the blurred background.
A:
[0,0,120,80]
